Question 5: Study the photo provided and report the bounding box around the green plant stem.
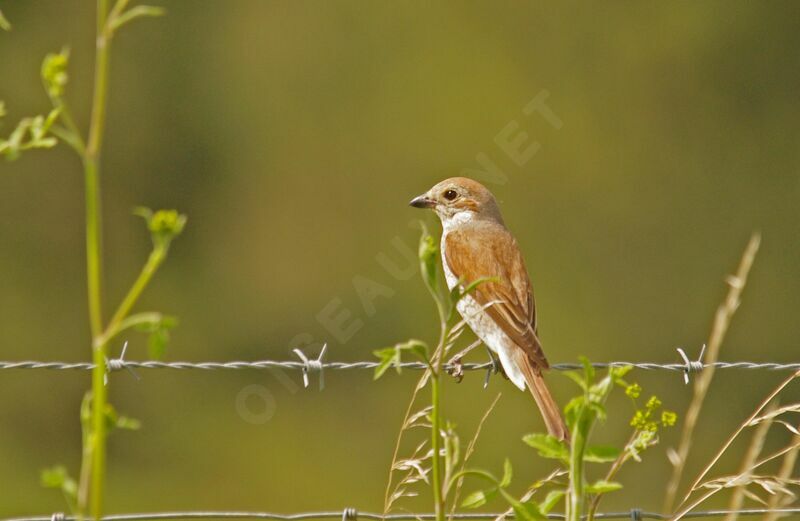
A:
[430,371,444,521]
[87,1,111,160]
[84,158,104,338]
[566,419,586,521]
[430,326,449,521]
[77,394,93,510]
[106,248,166,336]
[83,0,112,517]
[429,288,449,521]
[586,432,636,521]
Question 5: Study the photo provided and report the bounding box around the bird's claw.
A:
[483,348,507,388]
[448,356,465,383]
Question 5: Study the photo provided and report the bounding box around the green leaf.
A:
[80,392,92,426]
[0,9,10,31]
[589,372,616,403]
[128,313,177,359]
[563,395,585,428]
[522,433,569,462]
[41,465,78,511]
[579,356,595,385]
[40,466,76,494]
[512,502,545,521]
[418,222,439,294]
[587,401,607,421]
[540,489,565,513]
[609,364,633,381]
[563,370,588,391]
[584,445,622,463]
[499,490,545,521]
[103,403,141,432]
[462,487,497,508]
[373,339,430,380]
[399,338,429,362]
[109,5,166,32]
[115,414,142,431]
[148,327,169,359]
[499,458,513,488]
[586,480,623,494]
[131,313,176,332]
[372,347,399,379]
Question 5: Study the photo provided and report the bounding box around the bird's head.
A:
[409,177,504,227]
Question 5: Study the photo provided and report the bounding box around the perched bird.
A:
[409,177,568,441]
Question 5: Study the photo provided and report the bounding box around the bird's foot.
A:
[447,356,465,383]
[483,346,507,387]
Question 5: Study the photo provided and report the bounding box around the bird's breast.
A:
[441,231,506,351]
[440,233,459,291]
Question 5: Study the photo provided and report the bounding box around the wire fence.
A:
[4,359,800,373]
[3,348,798,519]
[1,345,799,389]
[6,507,800,521]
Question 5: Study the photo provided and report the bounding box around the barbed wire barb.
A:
[104,341,139,385]
[293,343,328,390]
[676,344,707,385]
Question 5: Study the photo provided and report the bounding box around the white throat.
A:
[440,210,476,232]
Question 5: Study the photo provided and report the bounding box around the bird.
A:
[409,177,569,441]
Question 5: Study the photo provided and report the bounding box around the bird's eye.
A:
[443,189,458,201]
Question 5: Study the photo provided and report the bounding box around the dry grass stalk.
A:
[762,432,800,521]
[448,392,502,518]
[384,372,433,513]
[724,401,777,521]
[663,233,761,513]
[670,370,800,521]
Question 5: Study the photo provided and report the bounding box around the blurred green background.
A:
[1,0,799,515]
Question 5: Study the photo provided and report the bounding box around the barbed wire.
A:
[7,508,800,521]
[1,343,798,388]
[4,359,800,372]
[1,356,800,375]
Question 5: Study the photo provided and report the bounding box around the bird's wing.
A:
[445,226,549,371]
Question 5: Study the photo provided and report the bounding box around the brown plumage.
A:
[410,177,569,441]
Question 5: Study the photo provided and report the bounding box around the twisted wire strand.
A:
[0,359,799,372]
[6,508,800,521]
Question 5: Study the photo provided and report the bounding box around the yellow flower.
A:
[646,396,662,411]
[661,410,677,427]
[625,383,642,399]
[630,410,646,429]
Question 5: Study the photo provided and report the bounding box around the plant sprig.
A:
[1,3,177,517]
[461,359,676,521]
[377,224,497,521]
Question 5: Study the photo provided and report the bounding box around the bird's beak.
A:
[409,194,435,209]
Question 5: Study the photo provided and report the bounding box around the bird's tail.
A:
[515,352,570,443]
